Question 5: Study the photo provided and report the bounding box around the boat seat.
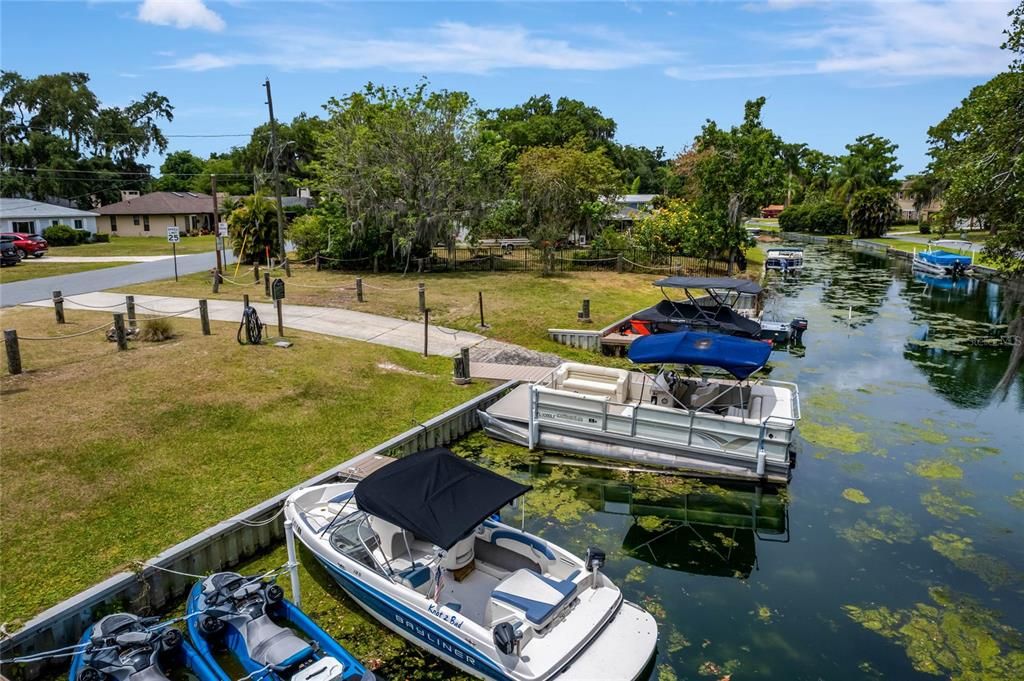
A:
[726,395,763,422]
[489,569,579,629]
[244,615,313,670]
[554,364,628,402]
[396,564,433,595]
[490,530,555,569]
[689,383,720,410]
[367,515,413,562]
[440,534,476,571]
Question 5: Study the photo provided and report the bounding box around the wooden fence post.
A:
[264,272,271,297]
[578,299,591,323]
[113,313,128,351]
[356,278,364,303]
[284,258,291,277]
[125,295,136,329]
[373,255,379,274]
[4,329,22,375]
[276,298,285,338]
[423,308,429,357]
[52,290,65,324]
[212,270,221,293]
[453,347,471,385]
[253,263,261,282]
[243,294,250,308]
[199,299,211,336]
[315,253,321,271]
[478,291,487,328]
[616,253,624,274]
[418,283,426,314]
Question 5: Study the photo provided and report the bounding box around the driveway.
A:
[0,251,233,307]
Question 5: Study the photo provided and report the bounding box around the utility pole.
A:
[263,78,290,275]
[211,174,222,274]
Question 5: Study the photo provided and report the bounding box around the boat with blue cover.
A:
[912,243,973,277]
[480,330,800,482]
[69,612,223,681]
[187,572,373,681]
[284,448,658,681]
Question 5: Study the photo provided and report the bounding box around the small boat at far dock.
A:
[911,240,973,277]
[764,248,804,272]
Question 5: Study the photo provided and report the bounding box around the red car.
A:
[0,232,48,258]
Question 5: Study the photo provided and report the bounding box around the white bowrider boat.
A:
[284,448,658,681]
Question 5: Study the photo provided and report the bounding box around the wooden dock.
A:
[470,362,554,383]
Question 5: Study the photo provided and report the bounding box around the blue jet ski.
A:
[187,572,373,681]
[69,612,223,681]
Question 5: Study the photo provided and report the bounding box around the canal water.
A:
[451,242,1024,681]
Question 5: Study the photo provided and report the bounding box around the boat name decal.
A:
[427,602,465,630]
[394,613,480,667]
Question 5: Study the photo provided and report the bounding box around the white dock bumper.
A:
[557,601,658,681]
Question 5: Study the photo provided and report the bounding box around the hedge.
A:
[777,202,847,235]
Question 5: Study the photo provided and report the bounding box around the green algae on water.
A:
[1008,490,1024,510]
[625,565,651,583]
[842,488,870,504]
[657,664,678,681]
[926,532,1020,590]
[920,487,978,522]
[839,506,916,546]
[801,420,871,454]
[908,459,964,480]
[893,421,950,445]
[667,629,691,653]
[844,587,1024,680]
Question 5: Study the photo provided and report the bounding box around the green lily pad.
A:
[842,488,870,504]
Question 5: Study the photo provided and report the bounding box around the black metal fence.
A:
[316,248,728,276]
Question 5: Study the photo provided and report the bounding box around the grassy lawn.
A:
[0,260,122,284]
[119,268,687,359]
[49,235,216,257]
[0,305,490,626]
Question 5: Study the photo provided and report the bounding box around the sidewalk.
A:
[26,256,172,263]
[23,292,486,357]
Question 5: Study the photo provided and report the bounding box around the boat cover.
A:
[915,250,972,267]
[652,276,763,295]
[627,330,772,379]
[354,448,531,550]
[632,300,762,337]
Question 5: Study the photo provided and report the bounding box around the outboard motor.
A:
[493,621,524,657]
[74,613,181,681]
[585,547,607,589]
[193,572,347,681]
[951,260,966,278]
[789,318,808,345]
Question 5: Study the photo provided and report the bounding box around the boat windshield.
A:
[329,513,386,574]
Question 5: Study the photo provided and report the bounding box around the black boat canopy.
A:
[354,448,532,551]
[652,276,763,295]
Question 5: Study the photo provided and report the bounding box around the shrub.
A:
[42,224,79,246]
[138,318,175,342]
[919,222,932,234]
[778,202,846,234]
[589,227,631,256]
[289,213,329,261]
[93,233,110,243]
[74,229,91,244]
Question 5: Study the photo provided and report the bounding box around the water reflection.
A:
[529,459,789,579]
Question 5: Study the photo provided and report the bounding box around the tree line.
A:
[1,1,1020,278]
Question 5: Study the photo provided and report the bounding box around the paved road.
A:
[0,251,233,307]
[25,291,484,357]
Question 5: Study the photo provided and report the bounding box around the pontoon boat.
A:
[764,248,804,272]
[284,449,658,681]
[912,241,973,277]
[479,331,800,483]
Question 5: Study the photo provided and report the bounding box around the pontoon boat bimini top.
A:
[627,330,772,380]
[651,276,763,295]
[353,447,531,550]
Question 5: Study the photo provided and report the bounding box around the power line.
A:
[8,125,252,139]
[3,167,258,178]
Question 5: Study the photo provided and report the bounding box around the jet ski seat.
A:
[244,615,313,670]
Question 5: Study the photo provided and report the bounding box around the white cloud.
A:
[667,0,1013,81]
[138,0,225,32]
[163,21,677,73]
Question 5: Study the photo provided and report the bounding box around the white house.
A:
[0,198,100,235]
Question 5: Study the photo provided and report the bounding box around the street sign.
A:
[272,278,286,301]
[166,226,180,243]
[218,222,228,237]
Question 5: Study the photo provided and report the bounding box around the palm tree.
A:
[780,142,808,207]
[830,155,871,204]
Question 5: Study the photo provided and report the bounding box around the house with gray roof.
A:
[0,198,100,235]
[95,191,215,237]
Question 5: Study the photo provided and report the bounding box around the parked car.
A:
[0,232,48,258]
[1,241,21,267]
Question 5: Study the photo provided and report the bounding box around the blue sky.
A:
[0,0,1016,175]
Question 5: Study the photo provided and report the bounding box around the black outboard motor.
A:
[951,260,966,278]
[74,613,182,681]
[789,318,808,345]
